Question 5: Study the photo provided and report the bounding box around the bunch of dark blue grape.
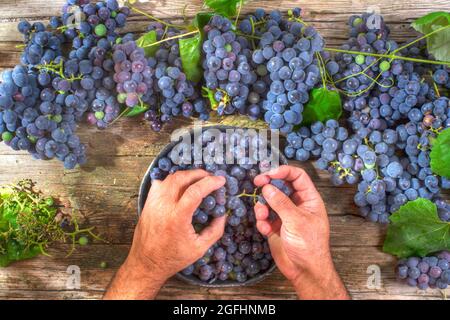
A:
[202,15,261,118]
[112,36,154,109]
[0,0,130,169]
[62,0,129,62]
[0,66,87,169]
[240,9,324,134]
[60,0,129,128]
[353,112,449,223]
[136,22,209,132]
[392,96,450,198]
[80,38,121,128]
[283,117,449,223]
[397,251,450,290]
[61,0,129,44]
[149,129,279,283]
[331,14,436,133]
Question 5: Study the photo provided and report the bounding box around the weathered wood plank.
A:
[0,0,449,51]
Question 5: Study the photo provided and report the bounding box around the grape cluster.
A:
[113,37,154,109]
[61,0,129,128]
[243,9,324,134]
[277,12,448,224]
[0,0,130,168]
[284,115,450,223]
[397,251,450,290]
[149,129,279,283]
[62,0,128,44]
[18,21,65,68]
[0,65,87,169]
[332,14,436,133]
[82,39,121,128]
[133,22,210,132]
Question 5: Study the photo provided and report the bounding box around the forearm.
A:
[103,256,168,300]
[293,262,350,300]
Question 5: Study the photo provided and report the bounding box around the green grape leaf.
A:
[430,128,450,178]
[300,88,342,126]
[123,105,149,117]
[136,30,159,58]
[179,33,203,83]
[383,198,450,258]
[412,12,450,62]
[178,13,214,84]
[192,12,214,30]
[6,241,41,264]
[204,0,242,18]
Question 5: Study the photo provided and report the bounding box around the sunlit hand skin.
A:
[104,170,226,300]
[253,165,350,300]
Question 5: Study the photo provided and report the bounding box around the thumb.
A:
[262,184,301,225]
[196,216,226,252]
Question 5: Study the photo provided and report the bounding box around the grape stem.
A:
[64,216,107,258]
[235,32,261,40]
[249,17,256,49]
[35,60,83,82]
[127,3,190,29]
[315,52,327,89]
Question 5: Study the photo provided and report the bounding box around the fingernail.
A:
[263,184,277,199]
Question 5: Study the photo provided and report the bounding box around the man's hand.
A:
[254,165,349,300]
[104,170,226,300]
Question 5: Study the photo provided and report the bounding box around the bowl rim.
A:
[137,125,286,287]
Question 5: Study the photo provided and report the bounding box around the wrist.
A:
[103,253,168,300]
[124,252,170,285]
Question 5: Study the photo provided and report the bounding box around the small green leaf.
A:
[383,198,450,258]
[412,12,450,62]
[179,33,203,83]
[123,105,149,117]
[136,30,159,58]
[412,12,450,32]
[204,0,242,18]
[300,88,342,126]
[430,128,450,178]
[202,86,219,110]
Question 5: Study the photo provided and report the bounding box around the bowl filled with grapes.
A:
[138,126,288,287]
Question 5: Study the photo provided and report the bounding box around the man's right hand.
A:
[254,165,349,300]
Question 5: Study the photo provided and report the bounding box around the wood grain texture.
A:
[0,0,449,300]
